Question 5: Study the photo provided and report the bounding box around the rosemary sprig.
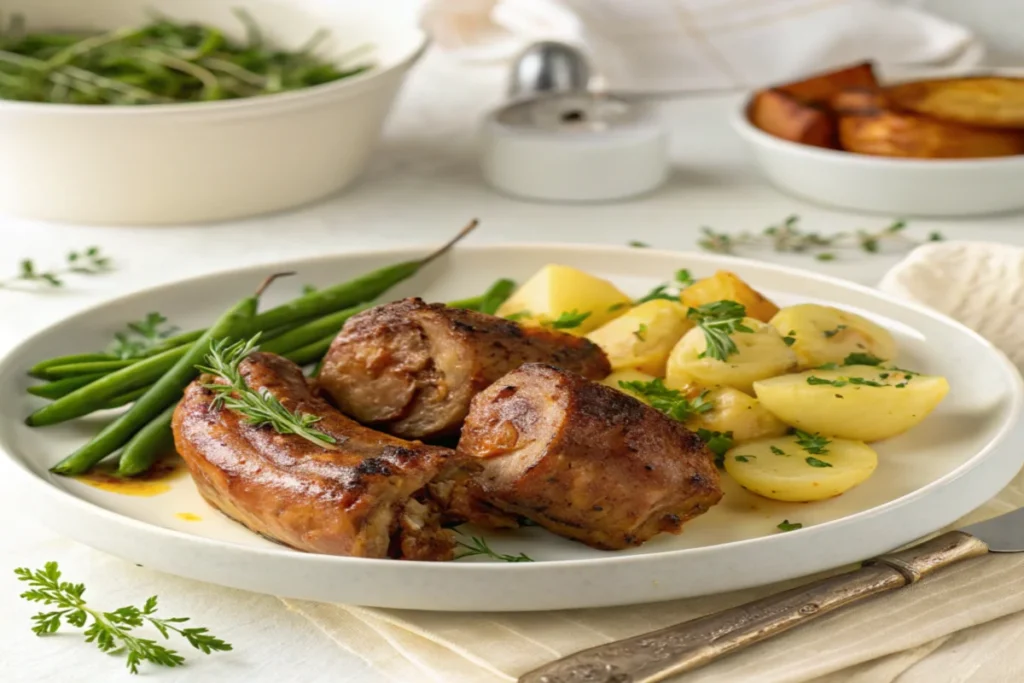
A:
[0,247,112,290]
[15,562,231,675]
[686,300,752,361]
[618,378,713,422]
[108,313,179,359]
[198,336,337,448]
[698,216,942,260]
[455,535,534,563]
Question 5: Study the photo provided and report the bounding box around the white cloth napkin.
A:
[419,0,982,91]
[282,241,1024,683]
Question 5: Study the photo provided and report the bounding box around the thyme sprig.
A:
[198,336,337,448]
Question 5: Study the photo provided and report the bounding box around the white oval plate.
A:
[1,245,1021,612]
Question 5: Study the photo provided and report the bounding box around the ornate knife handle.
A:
[519,532,988,683]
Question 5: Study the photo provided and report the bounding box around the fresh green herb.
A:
[505,310,533,322]
[628,240,650,248]
[0,13,372,105]
[879,372,890,379]
[697,428,734,468]
[633,323,648,341]
[634,269,697,305]
[734,455,755,463]
[198,335,337,447]
[823,325,847,338]
[782,335,796,346]
[848,377,886,387]
[808,376,845,387]
[770,446,787,456]
[607,302,629,313]
[817,362,839,370]
[0,247,112,290]
[687,300,752,361]
[806,456,833,468]
[895,382,907,388]
[545,310,592,330]
[15,561,231,675]
[777,520,803,532]
[454,535,533,563]
[929,231,944,242]
[795,430,831,455]
[843,352,883,366]
[696,216,935,260]
[618,379,713,422]
[108,313,179,359]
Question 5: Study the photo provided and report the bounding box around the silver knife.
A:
[519,510,1020,683]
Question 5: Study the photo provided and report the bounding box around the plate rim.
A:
[1,243,1021,581]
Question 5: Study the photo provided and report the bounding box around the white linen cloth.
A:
[283,240,1024,683]
[419,0,982,91]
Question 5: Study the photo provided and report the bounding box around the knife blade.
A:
[959,507,1024,552]
[520,509,1020,683]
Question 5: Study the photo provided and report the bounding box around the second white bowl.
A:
[731,100,1024,217]
[0,0,427,225]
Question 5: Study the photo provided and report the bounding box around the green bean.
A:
[283,335,335,367]
[37,359,137,379]
[27,373,106,399]
[99,386,148,410]
[51,289,261,475]
[260,303,371,355]
[26,220,477,385]
[26,345,190,427]
[478,278,517,315]
[116,406,177,477]
[28,353,115,378]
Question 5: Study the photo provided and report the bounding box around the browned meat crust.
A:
[455,363,723,550]
[172,352,458,561]
[318,298,611,440]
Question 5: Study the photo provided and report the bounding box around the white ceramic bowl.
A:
[731,99,1024,217]
[0,0,427,225]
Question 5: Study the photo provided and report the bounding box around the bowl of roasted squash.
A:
[731,62,1024,216]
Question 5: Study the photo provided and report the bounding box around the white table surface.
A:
[3,47,1024,683]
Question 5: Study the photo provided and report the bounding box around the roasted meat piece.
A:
[455,363,723,550]
[173,352,458,561]
[318,298,611,440]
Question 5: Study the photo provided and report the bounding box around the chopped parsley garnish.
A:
[608,302,629,313]
[675,269,695,287]
[777,520,803,532]
[806,456,833,468]
[816,253,836,262]
[770,446,787,456]
[843,352,883,366]
[628,240,650,248]
[545,310,591,330]
[505,310,532,322]
[687,300,752,361]
[734,455,755,463]
[633,323,648,341]
[807,375,885,388]
[696,429,734,468]
[782,335,796,347]
[633,284,678,304]
[823,324,847,338]
[618,379,713,422]
[794,429,830,455]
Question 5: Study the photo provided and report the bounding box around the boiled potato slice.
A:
[666,317,798,395]
[681,271,780,323]
[586,300,693,375]
[770,303,897,370]
[600,369,658,403]
[753,365,949,442]
[685,387,789,444]
[724,435,878,502]
[495,264,631,335]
